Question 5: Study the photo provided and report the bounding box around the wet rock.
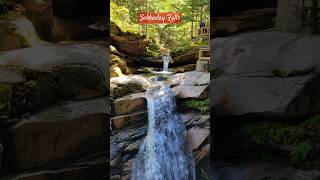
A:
[194,144,210,164]
[112,93,146,116]
[169,71,210,86]
[187,127,210,150]
[3,98,108,171]
[171,64,196,73]
[111,111,147,130]
[173,85,209,99]
[121,159,134,177]
[124,140,142,153]
[179,113,210,129]
[110,75,152,98]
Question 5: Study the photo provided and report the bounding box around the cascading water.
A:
[14,17,41,47]
[162,53,171,72]
[131,83,196,180]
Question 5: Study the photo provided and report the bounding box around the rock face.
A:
[276,0,320,34]
[3,98,108,171]
[1,154,107,180]
[214,162,320,180]
[0,44,107,118]
[212,8,276,37]
[110,113,210,179]
[109,71,210,179]
[211,30,320,118]
[187,127,210,150]
[111,93,146,116]
[212,0,277,16]
[0,41,108,178]
[169,71,210,99]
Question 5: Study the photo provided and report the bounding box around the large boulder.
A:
[169,71,210,99]
[2,98,108,171]
[211,30,320,118]
[111,34,148,56]
[20,0,106,42]
[0,154,106,180]
[212,8,276,37]
[0,43,107,119]
[212,0,277,16]
[111,93,146,116]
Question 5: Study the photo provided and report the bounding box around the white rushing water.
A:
[131,83,195,180]
[14,17,42,47]
[162,53,171,72]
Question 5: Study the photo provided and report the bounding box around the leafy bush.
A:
[183,99,209,114]
[290,142,313,163]
[303,114,320,130]
[241,122,312,145]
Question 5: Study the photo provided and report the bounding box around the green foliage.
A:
[111,0,209,53]
[241,122,312,145]
[183,98,209,114]
[303,114,320,130]
[0,0,9,15]
[139,67,153,73]
[110,1,140,34]
[290,142,313,163]
[110,54,123,67]
[146,40,160,57]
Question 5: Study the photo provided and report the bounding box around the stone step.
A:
[111,93,146,116]
[111,111,147,130]
[0,153,107,180]
[2,98,108,171]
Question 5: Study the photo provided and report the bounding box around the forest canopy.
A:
[111,0,210,57]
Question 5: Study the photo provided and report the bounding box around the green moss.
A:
[183,99,209,114]
[110,54,123,67]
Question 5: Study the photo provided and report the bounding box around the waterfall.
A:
[131,83,196,180]
[14,17,41,47]
[162,53,171,72]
